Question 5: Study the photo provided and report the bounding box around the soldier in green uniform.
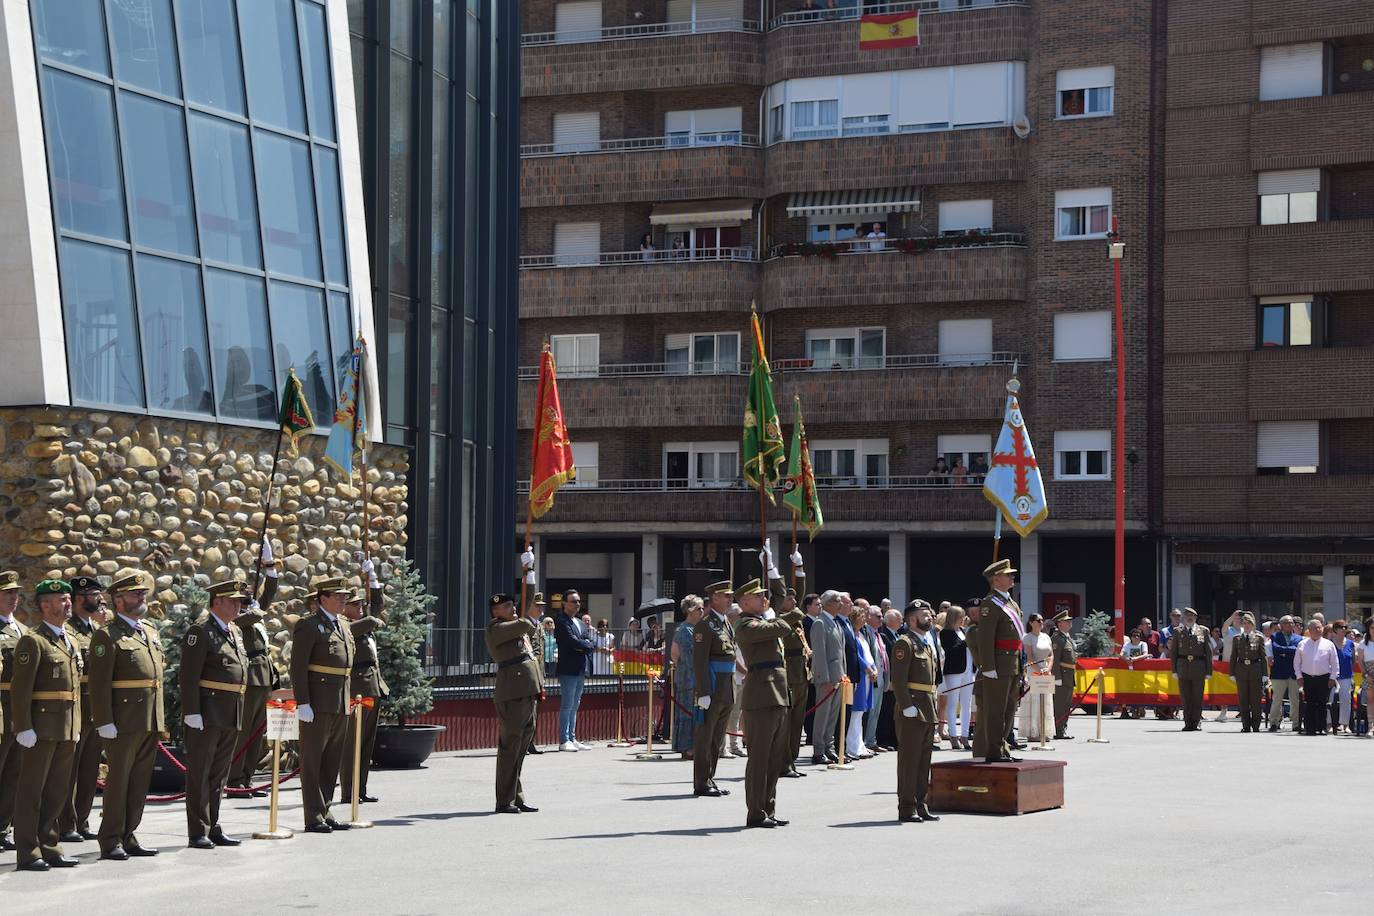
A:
[974,559,1025,763]
[10,579,82,870]
[1170,607,1212,731]
[0,569,27,853]
[180,579,251,849]
[734,578,795,828]
[1231,612,1268,732]
[230,543,281,796]
[693,580,737,797]
[290,576,356,833]
[340,565,388,805]
[523,592,547,757]
[891,599,941,823]
[484,594,541,814]
[89,570,165,860]
[762,546,809,779]
[1049,610,1077,741]
[57,576,105,843]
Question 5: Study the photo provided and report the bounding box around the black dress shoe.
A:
[125,845,158,857]
[209,829,241,847]
[251,789,269,798]
[1,835,15,851]
[898,812,922,823]
[694,787,724,797]
[526,745,543,755]
[1005,754,1023,763]
[79,830,98,841]
[494,804,521,814]
[47,855,78,868]
[1056,734,1074,741]
[771,817,789,826]
[825,753,839,764]
[360,794,379,803]
[188,837,215,850]
[780,769,804,778]
[101,846,129,861]
[59,831,84,843]
[1010,742,1028,750]
[515,803,539,813]
[16,859,50,872]
[324,819,351,831]
[746,817,777,828]
[304,823,334,834]
[918,810,941,822]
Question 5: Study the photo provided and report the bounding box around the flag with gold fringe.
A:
[529,346,577,519]
[742,309,786,501]
[982,386,1049,537]
[323,336,370,479]
[277,367,316,457]
[782,395,824,539]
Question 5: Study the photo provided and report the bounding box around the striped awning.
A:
[786,187,921,218]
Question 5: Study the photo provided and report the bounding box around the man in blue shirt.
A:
[1267,615,1301,732]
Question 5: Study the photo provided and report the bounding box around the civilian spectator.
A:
[671,236,686,259]
[1268,615,1302,732]
[1331,620,1355,735]
[553,591,597,751]
[865,221,886,252]
[1020,613,1053,740]
[1294,619,1339,735]
[671,597,705,758]
[939,607,974,749]
[929,458,950,484]
[592,619,616,676]
[1120,627,1150,718]
[622,617,644,651]
[1137,617,1160,657]
[1359,619,1374,738]
[950,459,968,488]
[541,617,558,673]
[644,617,665,653]
[846,607,877,760]
[969,454,988,481]
[862,605,889,753]
[639,233,655,262]
[809,592,842,763]
[1160,608,1183,645]
[874,608,902,750]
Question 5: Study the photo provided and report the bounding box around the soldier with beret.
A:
[1049,610,1078,741]
[9,579,82,870]
[693,580,737,797]
[290,576,356,833]
[891,600,940,823]
[58,575,106,843]
[181,579,251,849]
[339,561,388,806]
[974,559,1025,763]
[484,593,540,814]
[523,592,548,757]
[230,541,282,796]
[733,578,794,828]
[1230,612,1268,732]
[89,570,165,860]
[0,570,26,853]
[1170,607,1212,731]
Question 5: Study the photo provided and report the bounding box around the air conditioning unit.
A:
[1012,116,1032,139]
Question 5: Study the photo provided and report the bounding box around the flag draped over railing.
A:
[278,367,316,458]
[741,310,785,502]
[859,10,919,51]
[982,388,1049,536]
[323,336,370,479]
[529,347,576,519]
[782,395,823,540]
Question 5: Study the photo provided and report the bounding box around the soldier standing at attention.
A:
[693,581,737,798]
[1049,610,1077,741]
[485,594,541,814]
[1231,612,1267,732]
[974,559,1025,763]
[1170,607,1212,731]
[290,576,356,833]
[0,569,28,853]
[763,545,809,779]
[891,600,940,824]
[10,579,82,870]
[89,571,165,860]
[58,576,106,843]
[230,541,281,797]
[340,560,388,805]
[180,579,251,849]
[734,578,795,828]
[523,592,548,757]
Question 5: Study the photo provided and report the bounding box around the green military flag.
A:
[742,309,786,501]
[278,367,316,457]
[782,395,824,540]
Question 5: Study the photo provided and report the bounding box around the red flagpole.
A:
[1111,215,1126,646]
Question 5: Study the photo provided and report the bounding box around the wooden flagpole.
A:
[520,344,550,613]
[756,338,769,579]
[250,428,286,598]
[789,516,798,592]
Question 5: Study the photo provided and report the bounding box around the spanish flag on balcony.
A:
[859,10,919,51]
[529,344,577,519]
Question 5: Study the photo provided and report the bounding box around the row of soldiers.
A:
[0,549,389,872]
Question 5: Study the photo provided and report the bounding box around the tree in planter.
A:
[152,580,210,747]
[1075,610,1117,658]
[377,559,437,727]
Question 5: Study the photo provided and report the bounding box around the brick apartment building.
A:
[515,0,1166,628]
[1165,0,1374,621]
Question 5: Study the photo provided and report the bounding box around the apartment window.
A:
[952,62,1011,127]
[806,328,885,370]
[554,1,602,44]
[1055,430,1111,480]
[937,434,992,476]
[550,333,600,377]
[1055,188,1112,240]
[665,107,743,146]
[809,218,882,243]
[938,200,993,234]
[570,441,598,487]
[811,439,889,487]
[842,114,889,136]
[553,221,600,265]
[768,104,783,143]
[1053,311,1112,361]
[1057,66,1114,118]
[1256,420,1319,475]
[1258,170,1320,225]
[665,331,740,374]
[664,441,739,488]
[1259,297,1316,348]
[1258,42,1326,102]
[791,99,839,139]
[938,318,993,365]
[552,111,600,153]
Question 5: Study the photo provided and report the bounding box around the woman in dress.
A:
[592,618,616,676]
[1019,613,1053,741]
[939,607,975,750]
[846,608,877,760]
[671,597,705,757]
[622,616,644,651]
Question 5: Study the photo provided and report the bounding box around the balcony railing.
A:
[522,17,761,47]
[766,232,1025,259]
[769,0,1025,29]
[517,474,989,493]
[519,246,757,269]
[521,133,761,158]
[516,351,1020,379]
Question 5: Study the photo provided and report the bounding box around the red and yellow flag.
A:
[859,11,919,50]
[529,346,576,519]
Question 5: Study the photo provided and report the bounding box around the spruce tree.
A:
[377,559,436,727]
[1075,610,1116,657]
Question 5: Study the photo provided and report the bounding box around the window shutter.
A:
[789,76,841,103]
[1057,66,1115,92]
[571,442,598,486]
[938,200,993,233]
[691,107,742,133]
[1056,430,1110,453]
[1055,187,1112,210]
[695,0,743,26]
[1257,169,1321,195]
[896,67,950,127]
[1256,421,1319,467]
[1259,43,1325,101]
[553,222,600,265]
[554,1,602,42]
[1053,311,1112,361]
[938,434,992,455]
[938,318,993,364]
[952,62,1008,126]
[553,112,601,153]
[841,72,892,118]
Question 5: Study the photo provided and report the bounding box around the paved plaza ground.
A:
[0,712,1363,914]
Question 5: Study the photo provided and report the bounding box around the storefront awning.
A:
[786,187,921,218]
[649,198,755,227]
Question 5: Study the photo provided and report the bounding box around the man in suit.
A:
[860,605,889,753]
[693,581,737,796]
[800,593,820,747]
[180,579,250,849]
[1170,607,1212,731]
[290,576,356,833]
[58,576,105,843]
[891,600,940,823]
[1049,610,1077,741]
[974,559,1025,763]
[89,570,166,860]
[485,594,542,814]
[340,563,388,805]
[733,579,794,828]
[808,591,846,765]
[0,570,28,853]
[552,590,596,752]
[9,579,82,870]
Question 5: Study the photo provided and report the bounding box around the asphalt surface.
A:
[0,713,1363,914]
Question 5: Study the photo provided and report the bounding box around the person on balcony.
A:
[928,457,950,486]
[865,222,887,252]
[638,233,655,262]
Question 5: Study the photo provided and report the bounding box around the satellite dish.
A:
[1012,116,1032,139]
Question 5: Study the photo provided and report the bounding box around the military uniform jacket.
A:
[290,611,356,716]
[1,615,27,735]
[1230,631,1267,680]
[1050,629,1078,679]
[693,610,737,700]
[233,608,276,690]
[526,618,547,692]
[975,592,1025,677]
[180,617,248,731]
[889,633,939,723]
[778,608,809,687]
[66,616,97,725]
[347,612,389,700]
[10,624,82,741]
[89,614,166,734]
[1170,623,1213,679]
[735,616,793,711]
[485,617,540,702]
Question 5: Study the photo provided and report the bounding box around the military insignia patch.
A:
[94,644,106,657]
[894,648,906,660]
[694,633,704,643]
[187,634,197,647]
[15,651,29,665]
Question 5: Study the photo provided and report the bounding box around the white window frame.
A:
[1258,170,1321,226]
[1055,188,1112,241]
[570,442,599,488]
[1055,430,1111,481]
[1259,295,1316,348]
[549,333,600,378]
[1052,311,1112,362]
[1056,66,1115,119]
[805,327,886,370]
[664,331,741,375]
[663,441,740,488]
[664,107,744,147]
[810,438,889,488]
[791,99,839,139]
[937,434,992,476]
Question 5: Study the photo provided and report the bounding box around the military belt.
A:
[905,682,937,694]
[747,660,783,672]
[31,690,75,701]
[1185,655,1196,661]
[80,675,90,684]
[995,639,1021,651]
[1058,662,1077,669]
[199,679,247,694]
[307,664,350,676]
[497,652,533,671]
[111,679,157,689]
[0,684,8,691]
[783,650,805,659]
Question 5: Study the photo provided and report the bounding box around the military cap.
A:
[785,587,797,599]
[69,575,104,593]
[983,558,1017,578]
[0,570,20,591]
[34,578,71,598]
[705,580,734,595]
[734,578,765,597]
[347,589,367,604]
[206,579,252,602]
[1182,606,1198,618]
[905,598,932,613]
[532,592,547,605]
[110,570,149,592]
[311,575,349,596]
[1050,609,1072,624]
[489,593,515,608]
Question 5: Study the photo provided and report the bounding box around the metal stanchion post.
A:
[609,666,634,747]
[1088,671,1110,744]
[828,679,854,771]
[253,738,293,840]
[346,696,373,829]
[636,673,662,761]
[1032,690,1054,751]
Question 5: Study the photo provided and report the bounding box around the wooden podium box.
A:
[930,759,1065,815]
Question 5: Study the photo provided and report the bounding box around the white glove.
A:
[902,706,917,718]
[763,609,776,620]
[97,723,117,740]
[184,714,204,730]
[16,729,37,748]
[984,670,998,680]
[261,539,274,562]
[265,562,278,579]
[361,557,375,575]
[519,547,535,568]
[790,549,803,568]
[363,557,380,588]
[1054,680,1062,687]
[524,569,536,586]
[696,695,711,711]
[297,704,314,723]
[247,599,261,612]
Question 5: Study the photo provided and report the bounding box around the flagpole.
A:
[789,516,798,593]
[521,343,550,613]
[992,511,1002,563]
[251,428,286,598]
[756,334,769,579]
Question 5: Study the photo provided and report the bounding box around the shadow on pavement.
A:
[545,825,750,840]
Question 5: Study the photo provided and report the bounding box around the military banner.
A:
[529,346,576,519]
[781,395,823,539]
[741,309,785,501]
[982,388,1049,537]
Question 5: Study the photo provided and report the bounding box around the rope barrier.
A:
[95,727,300,804]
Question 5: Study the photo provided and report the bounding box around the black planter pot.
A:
[149,744,188,794]
[372,724,446,769]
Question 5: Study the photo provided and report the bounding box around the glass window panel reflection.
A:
[434,0,452,78]
[59,240,144,408]
[327,290,353,395]
[430,310,449,432]
[462,318,474,438]
[136,255,213,414]
[298,0,336,141]
[175,0,246,115]
[32,0,110,75]
[463,93,477,317]
[389,56,413,294]
[269,281,334,425]
[119,93,198,256]
[431,75,450,307]
[205,268,275,421]
[107,0,181,96]
[189,114,261,267]
[313,146,347,285]
[427,434,447,585]
[255,131,323,280]
[43,70,127,241]
[391,0,413,54]
[387,297,414,428]
[238,0,307,132]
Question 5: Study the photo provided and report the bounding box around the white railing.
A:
[520,246,756,269]
[766,232,1025,259]
[521,132,761,158]
[517,474,989,493]
[516,351,1020,379]
[522,17,761,47]
[769,0,1024,29]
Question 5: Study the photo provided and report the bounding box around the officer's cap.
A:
[311,576,349,596]
[734,578,765,597]
[1182,606,1198,618]
[110,570,149,593]
[206,579,252,602]
[983,559,1017,579]
[0,570,20,592]
[489,593,515,609]
[705,580,734,595]
[69,575,104,594]
[1050,610,1072,624]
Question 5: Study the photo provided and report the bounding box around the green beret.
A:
[35,578,72,598]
